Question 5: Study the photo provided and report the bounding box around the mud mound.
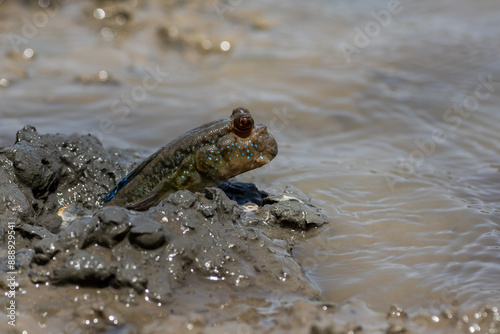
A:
[29,187,325,301]
[0,126,327,308]
[0,126,129,249]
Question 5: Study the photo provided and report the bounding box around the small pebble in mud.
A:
[22,48,35,60]
[216,180,268,206]
[75,70,116,84]
[388,304,408,320]
[6,48,35,61]
[129,218,167,249]
[220,40,231,52]
[158,26,233,55]
[0,77,10,87]
[94,8,106,20]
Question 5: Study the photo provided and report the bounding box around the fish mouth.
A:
[253,124,278,163]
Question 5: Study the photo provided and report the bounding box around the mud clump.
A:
[0,126,327,314]
[29,187,324,301]
[0,125,129,249]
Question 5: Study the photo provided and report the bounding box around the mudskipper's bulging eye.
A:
[236,116,253,131]
[232,107,254,137]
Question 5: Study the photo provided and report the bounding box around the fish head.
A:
[195,107,278,182]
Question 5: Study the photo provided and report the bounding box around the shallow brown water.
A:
[1,0,500,332]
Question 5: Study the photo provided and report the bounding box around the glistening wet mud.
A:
[2,128,497,334]
[0,126,330,333]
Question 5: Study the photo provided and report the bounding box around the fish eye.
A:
[232,107,254,137]
[231,107,250,117]
[236,115,253,131]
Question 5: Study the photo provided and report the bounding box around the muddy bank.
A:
[28,185,324,300]
[0,126,331,332]
[0,125,128,246]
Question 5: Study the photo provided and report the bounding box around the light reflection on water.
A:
[1,0,499,328]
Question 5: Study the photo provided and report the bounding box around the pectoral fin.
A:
[124,155,203,211]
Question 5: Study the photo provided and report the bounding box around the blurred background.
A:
[1,0,500,331]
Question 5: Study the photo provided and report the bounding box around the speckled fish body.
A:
[104,107,278,211]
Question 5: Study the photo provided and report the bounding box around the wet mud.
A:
[0,126,331,333]
[2,129,496,334]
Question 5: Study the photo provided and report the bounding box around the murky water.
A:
[1,0,500,332]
